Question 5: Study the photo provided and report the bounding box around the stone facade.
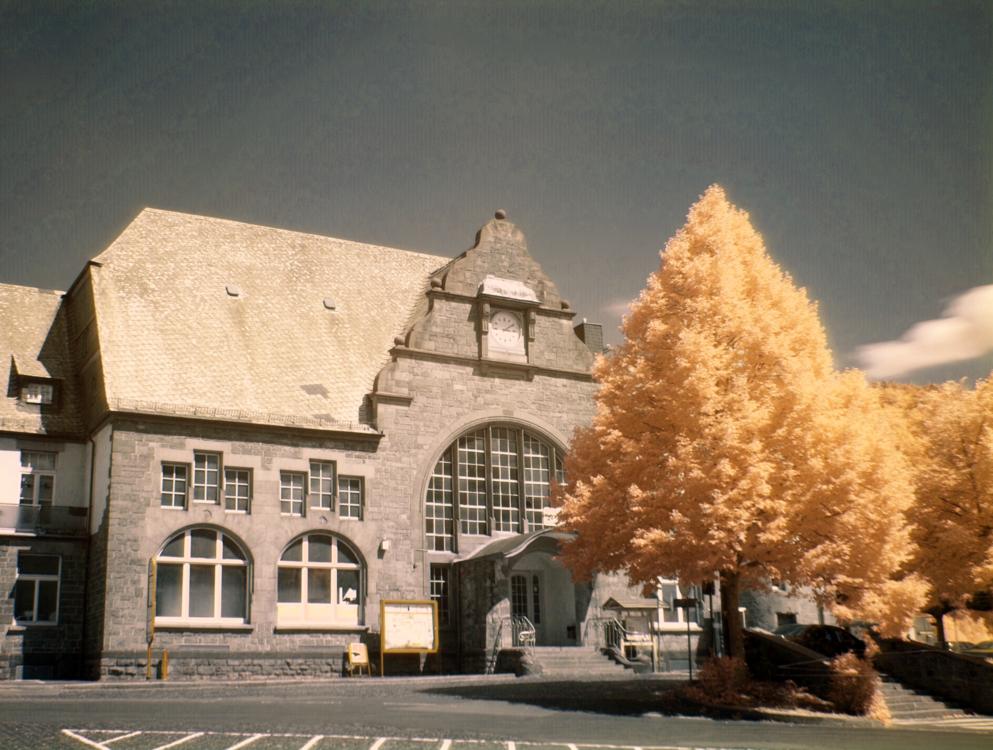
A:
[1,209,822,680]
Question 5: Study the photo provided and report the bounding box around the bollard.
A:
[146,644,153,680]
[160,649,169,680]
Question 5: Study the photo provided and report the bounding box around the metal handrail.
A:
[511,615,536,658]
[583,615,632,650]
[485,618,505,674]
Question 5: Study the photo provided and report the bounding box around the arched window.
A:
[277,534,363,628]
[425,425,565,551]
[155,527,249,625]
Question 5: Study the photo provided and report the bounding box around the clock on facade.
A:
[489,309,524,352]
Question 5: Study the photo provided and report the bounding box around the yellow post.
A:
[146,643,152,680]
[161,649,169,680]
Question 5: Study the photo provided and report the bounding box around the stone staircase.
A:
[879,675,968,720]
[531,646,631,676]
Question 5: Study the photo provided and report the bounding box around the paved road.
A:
[0,675,989,750]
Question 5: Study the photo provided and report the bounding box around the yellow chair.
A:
[346,642,372,676]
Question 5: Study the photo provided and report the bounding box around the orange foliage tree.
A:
[903,377,993,644]
[557,186,919,657]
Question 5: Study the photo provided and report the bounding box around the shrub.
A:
[694,657,750,703]
[827,652,882,715]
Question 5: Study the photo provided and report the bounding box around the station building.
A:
[0,209,796,680]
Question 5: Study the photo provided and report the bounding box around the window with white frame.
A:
[658,579,701,627]
[338,476,362,519]
[160,463,188,508]
[276,533,363,628]
[154,528,249,625]
[430,564,450,626]
[14,554,60,625]
[224,468,251,513]
[310,461,335,511]
[192,452,221,504]
[280,471,306,516]
[424,425,564,550]
[19,451,56,506]
[19,382,55,405]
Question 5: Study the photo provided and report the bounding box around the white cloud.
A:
[602,300,633,317]
[856,285,993,379]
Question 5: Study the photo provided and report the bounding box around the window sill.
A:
[7,623,57,633]
[274,624,369,633]
[155,621,254,632]
[654,624,704,633]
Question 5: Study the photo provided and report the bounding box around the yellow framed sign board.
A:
[379,599,438,675]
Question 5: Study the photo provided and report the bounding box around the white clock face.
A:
[490,310,523,349]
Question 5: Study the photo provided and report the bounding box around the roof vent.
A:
[323,298,336,310]
[225,284,242,297]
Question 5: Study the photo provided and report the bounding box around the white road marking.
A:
[152,733,205,750]
[61,729,769,750]
[225,733,267,749]
[62,729,111,750]
[104,731,143,745]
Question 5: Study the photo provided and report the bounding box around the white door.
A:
[510,572,545,643]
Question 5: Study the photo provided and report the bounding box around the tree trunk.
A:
[719,569,745,659]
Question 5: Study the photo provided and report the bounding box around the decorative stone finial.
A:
[393,336,405,346]
[494,209,508,220]
[430,278,443,289]
[561,299,571,310]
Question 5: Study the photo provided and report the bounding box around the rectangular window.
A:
[19,451,56,506]
[310,460,336,510]
[429,564,450,626]
[659,580,701,626]
[523,435,551,529]
[14,554,60,625]
[193,452,221,503]
[160,463,188,508]
[280,471,306,516]
[489,427,519,532]
[458,431,487,535]
[224,468,251,513]
[426,450,454,551]
[338,476,363,519]
[20,382,54,405]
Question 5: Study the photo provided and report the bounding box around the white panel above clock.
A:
[478,275,539,304]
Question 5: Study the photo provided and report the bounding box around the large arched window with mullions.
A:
[425,425,565,551]
[154,527,250,626]
[277,533,364,628]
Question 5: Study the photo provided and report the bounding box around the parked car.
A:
[772,623,808,637]
[963,640,993,657]
[777,624,867,659]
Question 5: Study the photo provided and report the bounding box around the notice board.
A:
[380,599,439,653]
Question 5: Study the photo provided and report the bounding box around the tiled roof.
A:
[90,209,448,431]
[0,283,85,436]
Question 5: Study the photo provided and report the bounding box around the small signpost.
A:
[673,597,699,681]
[379,599,438,676]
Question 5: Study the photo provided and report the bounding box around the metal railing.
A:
[485,615,537,674]
[511,615,536,658]
[582,615,626,650]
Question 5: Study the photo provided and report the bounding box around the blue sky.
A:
[1,1,990,383]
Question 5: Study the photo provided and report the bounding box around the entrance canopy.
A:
[460,528,575,562]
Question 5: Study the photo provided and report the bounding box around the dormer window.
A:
[20,381,55,405]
